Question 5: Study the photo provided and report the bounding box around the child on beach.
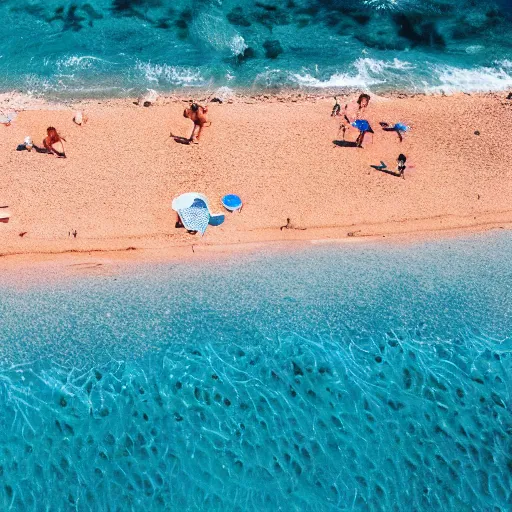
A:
[397,154,407,179]
[371,154,409,179]
[331,97,341,117]
[182,103,210,144]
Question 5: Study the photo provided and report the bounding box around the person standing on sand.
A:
[371,153,409,179]
[338,93,371,143]
[182,103,210,144]
[397,153,407,179]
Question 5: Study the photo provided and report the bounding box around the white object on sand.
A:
[0,111,17,125]
[0,209,11,220]
[171,192,225,236]
[74,111,84,125]
[137,89,158,106]
[24,136,33,151]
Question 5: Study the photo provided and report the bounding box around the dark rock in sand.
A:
[263,39,283,59]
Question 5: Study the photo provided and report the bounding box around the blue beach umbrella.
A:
[351,119,374,133]
[222,194,243,212]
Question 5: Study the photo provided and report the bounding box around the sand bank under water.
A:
[0,92,511,274]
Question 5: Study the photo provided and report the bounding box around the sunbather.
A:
[39,127,66,157]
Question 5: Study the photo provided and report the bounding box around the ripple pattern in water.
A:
[0,0,512,96]
[0,234,511,511]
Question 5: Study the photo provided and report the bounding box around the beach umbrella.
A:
[351,119,374,133]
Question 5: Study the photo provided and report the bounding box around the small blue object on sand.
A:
[222,194,242,212]
[351,119,373,133]
[394,122,409,132]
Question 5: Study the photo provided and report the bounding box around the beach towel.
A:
[178,198,210,235]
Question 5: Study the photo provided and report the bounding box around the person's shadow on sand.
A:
[370,163,401,178]
[333,140,359,148]
[172,136,191,145]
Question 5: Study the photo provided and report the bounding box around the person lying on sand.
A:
[338,93,370,141]
[379,122,409,142]
[36,127,66,157]
[182,103,210,144]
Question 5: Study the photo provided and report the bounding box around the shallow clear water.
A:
[1,0,512,98]
[1,233,512,510]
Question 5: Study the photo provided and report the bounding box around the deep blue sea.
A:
[0,233,511,510]
[1,0,512,98]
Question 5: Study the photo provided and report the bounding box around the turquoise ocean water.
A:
[1,0,512,98]
[0,233,511,510]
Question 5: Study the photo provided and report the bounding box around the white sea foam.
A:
[59,56,111,69]
[191,12,246,56]
[291,58,414,89]
[135,61,205,86]
[363,0,401,11]
[229,35,248,57]
[465,45,484,55]
[428,63,512,94]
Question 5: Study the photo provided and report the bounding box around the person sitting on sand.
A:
[183,103,210,144]
[338,93,370,141]
[73,111,88,126]
[41,127,66,157]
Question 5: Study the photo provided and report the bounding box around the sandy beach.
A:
[1,92,511,271]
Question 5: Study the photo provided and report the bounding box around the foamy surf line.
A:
[2,56,512,99]
[290,59,512,94]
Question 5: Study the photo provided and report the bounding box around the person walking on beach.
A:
[338,93,371,142]
[183,102,210,144]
